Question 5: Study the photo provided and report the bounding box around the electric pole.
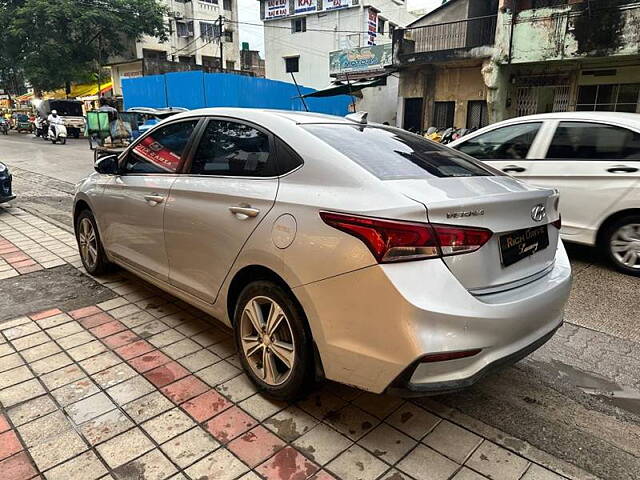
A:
[218,15,224,71]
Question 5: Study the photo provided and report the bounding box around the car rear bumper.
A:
[293,241,572,394]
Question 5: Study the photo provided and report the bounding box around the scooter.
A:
[34,117,48,139]
[48,122,67,144]
[0,119,9,135]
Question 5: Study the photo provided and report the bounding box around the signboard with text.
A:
[329,43,392,76]
[366,8,378,46]
[294,0,317,14]
[266,0,289,19]
[324,0,350,11]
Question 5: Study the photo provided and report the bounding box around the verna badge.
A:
[531,204,547,222]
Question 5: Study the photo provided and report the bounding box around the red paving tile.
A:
[69,306,102,320]
[0,451,38,480]
[30,308,62,321]
[205,406,258,443]
[90,320,127,338]
[144,361,190,388]
[15,265,43,275]
[11,259,36,268]
[3,252,29,263]
[257,446,319,480]
[181,390,232,422]
[79,312,115,329]
[102,331,140,349]
[0,247,19,255]
[0,430,23,461]
[0,415,9,433]
[115,340,155,360]
[161,375,209,404]
[128,350,172,373]
[228,426,286,467]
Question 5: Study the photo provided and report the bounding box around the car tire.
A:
[75,209,111,276]
[233,280,315,401]
[61,137,66,145]
[602,214,640,276]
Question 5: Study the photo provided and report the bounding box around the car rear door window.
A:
[190,120,277,177]
[546,122,640,160]
[456,123,542,160]
[303,125,492,180]
[124,120,198,174]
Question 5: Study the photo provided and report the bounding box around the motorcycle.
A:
[0,119,8,135]
[34,117,48,139]
[47,122,67,144]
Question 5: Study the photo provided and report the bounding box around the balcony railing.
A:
[406,15,497,55]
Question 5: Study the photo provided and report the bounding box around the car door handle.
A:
[502,165,526,173]
[143,194,165,204]
[229,206,260,218]
[607,165,639,174]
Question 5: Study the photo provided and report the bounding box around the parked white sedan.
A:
[450,112,640,275]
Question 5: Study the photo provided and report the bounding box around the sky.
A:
[236,0,442,56]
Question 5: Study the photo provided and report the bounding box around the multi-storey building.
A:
[392,0,640,131]
[109,0,240,97]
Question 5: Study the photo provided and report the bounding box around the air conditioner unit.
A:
[174,12,184,19]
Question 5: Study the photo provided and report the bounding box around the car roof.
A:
[168,107,354,125]
[491,111,640,127]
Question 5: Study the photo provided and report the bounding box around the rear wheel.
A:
[75,209,111,275]
[234,281,314,400]
[60,137,66,145]
[602,215,640,276]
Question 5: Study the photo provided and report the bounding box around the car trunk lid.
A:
[385,175,561,292]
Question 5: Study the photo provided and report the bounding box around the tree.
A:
[0,0,168,93]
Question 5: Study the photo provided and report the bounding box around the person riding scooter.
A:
[47,110,67,144]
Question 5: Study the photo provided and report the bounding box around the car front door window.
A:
[457,123,542,160]
[124,120,198,174]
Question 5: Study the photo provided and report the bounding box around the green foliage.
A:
[0,0,168,93]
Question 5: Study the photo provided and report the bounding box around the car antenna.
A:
[345,111,368,124]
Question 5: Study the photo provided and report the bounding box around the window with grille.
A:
[467,101,488,129]
[576,84,640,113]
[223,0,232,10]
[200,22,219,39]
[433,102,455,129]
[176,21,194,37]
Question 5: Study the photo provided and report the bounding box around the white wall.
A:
[357,74,400,124]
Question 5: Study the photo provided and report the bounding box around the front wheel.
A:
[75,209,111,275]
[602,215,640,276]
[60,137,66,145]
[234,281,315,400]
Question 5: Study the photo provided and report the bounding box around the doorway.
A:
[403,98,424,132]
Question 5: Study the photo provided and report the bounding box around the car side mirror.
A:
[94,154,119,175]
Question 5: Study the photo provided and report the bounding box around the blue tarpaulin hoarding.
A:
[122,71,351,116]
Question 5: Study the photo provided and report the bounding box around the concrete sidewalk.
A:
[0,205,593,480]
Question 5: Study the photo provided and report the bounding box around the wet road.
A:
[1,132,639,479]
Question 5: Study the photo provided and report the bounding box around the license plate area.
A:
[499,225,549,267]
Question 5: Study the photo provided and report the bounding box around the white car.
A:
[450,112,640,275]
[74,108,571,399]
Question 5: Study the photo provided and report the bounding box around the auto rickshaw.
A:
[15,113,33,133]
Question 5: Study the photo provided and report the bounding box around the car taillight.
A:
[551,215,562,229]
[319,212,492,263]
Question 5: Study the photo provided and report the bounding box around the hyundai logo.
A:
[531,204,547,222]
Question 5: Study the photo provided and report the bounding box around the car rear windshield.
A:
[303,124,493,180]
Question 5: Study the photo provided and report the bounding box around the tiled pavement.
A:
[0,207,589,480]
[0,207,77,279]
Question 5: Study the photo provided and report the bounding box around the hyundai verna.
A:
[73,108,572,399]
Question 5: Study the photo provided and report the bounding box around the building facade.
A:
[393,0,640,131]
[109,0,240,97]
[240,43,266,77]
[258,0,416,87]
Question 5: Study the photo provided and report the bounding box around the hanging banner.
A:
[294,0,317,14]
[324,0,350,11]
[266,0,289,19]
[329,44,392,75]
[366,8,378,46]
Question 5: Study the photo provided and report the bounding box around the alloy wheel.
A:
[78,217,98,269]
[610,223,640,270]
[240,296,295,386]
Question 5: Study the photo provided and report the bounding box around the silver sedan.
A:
[74,108,572,399]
